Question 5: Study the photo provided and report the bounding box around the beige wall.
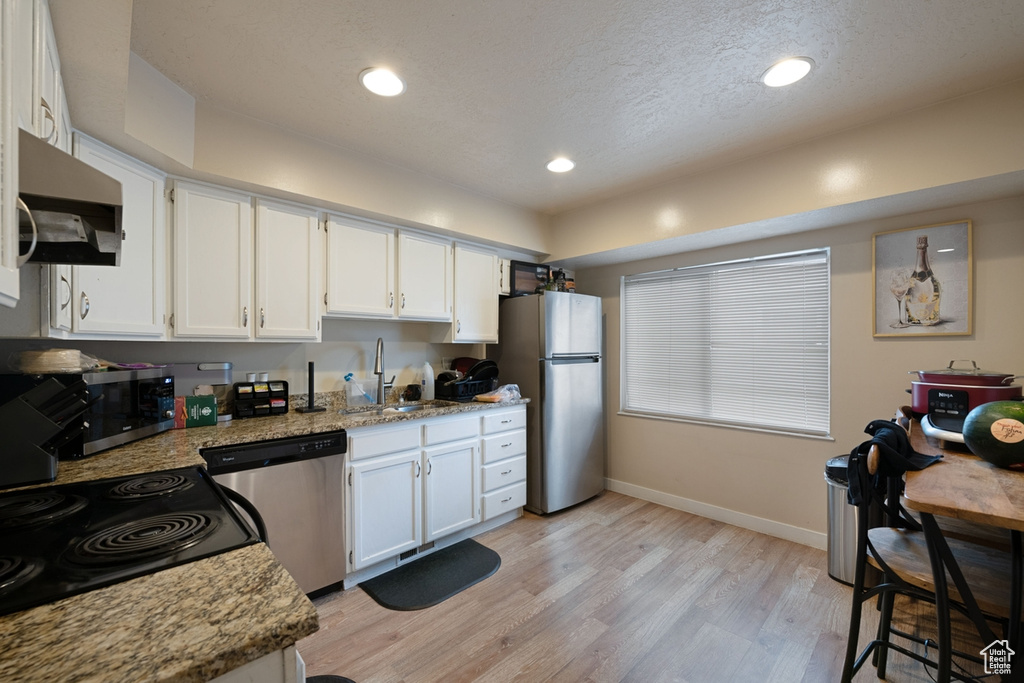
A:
[549,80,1024,263]
[576,195,1024,546]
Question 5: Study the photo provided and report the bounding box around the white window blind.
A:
[621,249,830,437]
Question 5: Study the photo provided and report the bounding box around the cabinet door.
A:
[172,181,253,338]
[33,0,59,146]
[452,244,498,343]
[325,216,394,318]
[349,451,422,570]
[397,231,450,321]
[423,440,479,542]
[48,264,71,329]
[0,3,21,307]
[11,0,33,134]
[73,135,166,336]
[255,199,320,339]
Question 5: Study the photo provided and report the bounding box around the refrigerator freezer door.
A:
[542,292,602,357]
[533,356,605,513]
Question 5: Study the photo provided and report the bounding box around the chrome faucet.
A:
[373,337,394,408]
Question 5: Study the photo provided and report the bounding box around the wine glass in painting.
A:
[889,269,911,328]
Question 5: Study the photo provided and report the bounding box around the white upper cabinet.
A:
[325,215,395,318]
[0,3,21,307]
[326,217,451,322]
[396,231,451,321]
[254,199,320,340]
[172,181,254,339]
[73,134,166,336]
[31,0,67,149]
[172,181,322,341]
[451,243,498,343]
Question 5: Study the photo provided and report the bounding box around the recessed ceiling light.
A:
[547,157,575,173]
[359,68,406,96]
[761,57,814,87]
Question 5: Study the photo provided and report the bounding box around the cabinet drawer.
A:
[482,482,526,520]
[423,415,479,445]
[481,455,526,493]
[482,408,526,434]
[348,424,420,460]
[481,429,526,464]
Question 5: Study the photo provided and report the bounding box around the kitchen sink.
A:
[341,400,460,416]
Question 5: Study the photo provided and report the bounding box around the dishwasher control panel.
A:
[202,429,346,474]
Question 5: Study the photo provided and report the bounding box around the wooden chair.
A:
[841,437,1015,682]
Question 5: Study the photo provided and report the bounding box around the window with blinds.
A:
[621,249,830,437]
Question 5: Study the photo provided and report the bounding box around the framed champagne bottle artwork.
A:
[872,220,972,337]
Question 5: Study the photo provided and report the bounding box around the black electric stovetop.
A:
[0,467,259,617]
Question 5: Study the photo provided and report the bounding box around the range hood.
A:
[18,129,122,266]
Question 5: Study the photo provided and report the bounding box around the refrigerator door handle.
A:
[548,355,600,364]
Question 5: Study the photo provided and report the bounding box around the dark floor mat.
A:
[359,538,501,611]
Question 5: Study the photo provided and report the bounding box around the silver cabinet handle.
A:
[260,307,265,328]
[60,276,71,310]
[416,462,421,478]
[501,496,513,504]
[324,292,328,306]
[501,419,513,424]
[389,292,394,308]
[501,442,512,448]
[401,293,406,309]
[427,459,432,475]
[16,198,37,266]
[40,98,57,144]
[243,306,248,327]
[80,292,90,319]
[457,320,461,333]
[500,469,512,475]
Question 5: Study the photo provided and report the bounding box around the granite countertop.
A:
[0,397,529,681]
[0,543,317,682]
[43,396,529,488]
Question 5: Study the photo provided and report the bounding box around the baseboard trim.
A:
[605,478,827,550]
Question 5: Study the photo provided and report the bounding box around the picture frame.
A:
[872,220,972,337]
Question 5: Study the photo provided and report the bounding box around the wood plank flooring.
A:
[298,491,990,682]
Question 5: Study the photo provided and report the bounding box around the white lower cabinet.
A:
[349,448,422,569]
[479,406,528,522]
[423,438,479,542]
[346,410,531,574]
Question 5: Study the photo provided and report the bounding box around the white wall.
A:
[549,80,1024,263]
[576,195,1024,547]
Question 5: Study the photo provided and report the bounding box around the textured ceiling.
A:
[117,1,1024,214]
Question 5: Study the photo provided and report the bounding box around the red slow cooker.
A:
[909,360,1022,432]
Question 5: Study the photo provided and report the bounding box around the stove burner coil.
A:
[107,473,194,500]
[66,513,217,566]
[0,556,42,593]
[0,492,88,529]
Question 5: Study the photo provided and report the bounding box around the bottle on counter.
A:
[422,361,435,400]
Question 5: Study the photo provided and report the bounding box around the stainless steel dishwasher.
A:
[202,430,346,596]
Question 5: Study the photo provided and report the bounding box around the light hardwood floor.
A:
[298,491,989,682]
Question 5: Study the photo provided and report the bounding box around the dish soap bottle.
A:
[422,361,435,400]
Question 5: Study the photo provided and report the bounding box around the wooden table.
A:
[902,414,1023,682]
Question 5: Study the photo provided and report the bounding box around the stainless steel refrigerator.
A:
[494,291,605,514]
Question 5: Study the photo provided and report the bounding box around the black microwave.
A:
[0,367,175,459]
[506,260,551,297]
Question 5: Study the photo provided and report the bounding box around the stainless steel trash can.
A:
[825,455,879,585]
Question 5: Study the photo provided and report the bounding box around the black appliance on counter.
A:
[0,366,176,461]
[0,467,260,617]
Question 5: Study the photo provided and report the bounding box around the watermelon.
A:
[962,401,1024,470]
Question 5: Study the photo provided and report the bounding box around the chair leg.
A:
[875,583,896,678]
[842,559,869,682]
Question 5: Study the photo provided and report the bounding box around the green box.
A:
[174,395,217,428]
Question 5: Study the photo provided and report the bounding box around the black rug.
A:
[359,538,500,611]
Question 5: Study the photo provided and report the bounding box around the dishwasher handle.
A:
[219,484,269,544]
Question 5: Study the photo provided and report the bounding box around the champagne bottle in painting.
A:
[905,235,941,324]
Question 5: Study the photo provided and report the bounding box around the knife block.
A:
[0,380,66,488]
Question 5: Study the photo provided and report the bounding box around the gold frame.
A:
[872,219,972,337]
